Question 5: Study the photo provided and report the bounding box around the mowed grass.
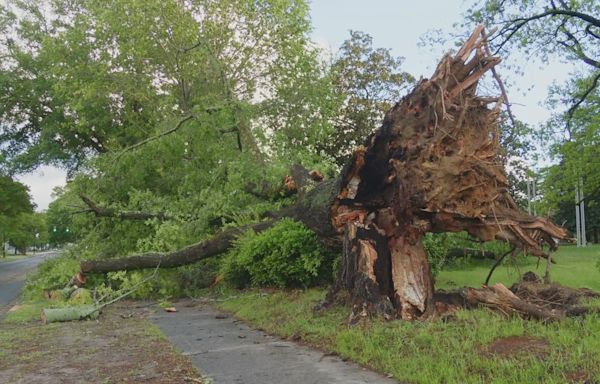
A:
[216,244,600,384]
[437,244,600,290]
[0,254,30,263]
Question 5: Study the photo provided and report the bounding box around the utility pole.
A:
[575,179,587,247]
[526,178,536,216]
[527,179,532,215]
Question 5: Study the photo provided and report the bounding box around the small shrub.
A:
[23,251,81,300]
[221,219,331,288]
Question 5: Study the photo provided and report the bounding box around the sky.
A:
[17,0,573,211]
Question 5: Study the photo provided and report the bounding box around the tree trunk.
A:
[41,305,101,324]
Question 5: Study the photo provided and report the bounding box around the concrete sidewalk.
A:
[150,304,398,384]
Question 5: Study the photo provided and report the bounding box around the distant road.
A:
[0,251,60,308]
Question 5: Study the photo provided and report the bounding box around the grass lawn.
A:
[0,254,31,263]
[215,244,600,384]
[437,244,600,291]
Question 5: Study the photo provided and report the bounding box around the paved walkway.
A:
[150,305,398,384]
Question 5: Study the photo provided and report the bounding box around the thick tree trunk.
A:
[41,305,101,324]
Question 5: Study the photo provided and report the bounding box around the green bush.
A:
[221,219,331,288]
[23,250,81,300]
[423,232,449,278]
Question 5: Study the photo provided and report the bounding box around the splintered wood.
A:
[329,26,569,320]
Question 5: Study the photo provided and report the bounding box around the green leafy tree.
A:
[0,175,34,256]
[465,0,600,119]
[322,31,414,165]
[7,212,47,254]
[539,79,600,240]
[46,187,80,246]
[0,0,339,263]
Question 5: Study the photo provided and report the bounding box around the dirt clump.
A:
[564,370,595,384]
[486,335,550,359]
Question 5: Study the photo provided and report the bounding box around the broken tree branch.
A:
[80,194,175,221]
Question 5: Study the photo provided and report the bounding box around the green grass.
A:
[437,244,600,290]
[0,254,30,263]
[3,302,46,324]
[215,244,600,384]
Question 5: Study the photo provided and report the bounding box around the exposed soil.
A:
[565,370,595,384]
[485,335,550,359]
[0,302,203,383]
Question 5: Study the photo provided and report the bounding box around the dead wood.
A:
[458,273,600,321]
[466,283,563,321]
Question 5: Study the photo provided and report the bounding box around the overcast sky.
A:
[17,0,573,211]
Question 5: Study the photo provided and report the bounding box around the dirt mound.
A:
[565,370,595,384]
[511,272,600,315]
[486,335,549,359]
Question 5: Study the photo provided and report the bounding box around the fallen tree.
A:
[80,27,570,320]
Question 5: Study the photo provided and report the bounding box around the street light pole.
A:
[580,178,587,247]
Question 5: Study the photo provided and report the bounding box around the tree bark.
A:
[41,305,101,324]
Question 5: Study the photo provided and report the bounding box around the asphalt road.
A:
[151,305,399,384]
[0,251,59,309]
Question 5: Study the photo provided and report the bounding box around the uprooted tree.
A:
[80,27,570,320]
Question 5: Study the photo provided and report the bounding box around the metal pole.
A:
[527,179,532,215]
[532,179,537,216]
[575,183,581,247]
[580,178,587,247]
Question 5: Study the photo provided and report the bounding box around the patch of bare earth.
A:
[0,302,203,383]
[485,336,550,359]
[565,370,595,384]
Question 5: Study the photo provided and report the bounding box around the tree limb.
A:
[492,9,600,55]
[565,71,600,128]
[79,194,175,221]
[117,114,194,156]
[80,220,276,273]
